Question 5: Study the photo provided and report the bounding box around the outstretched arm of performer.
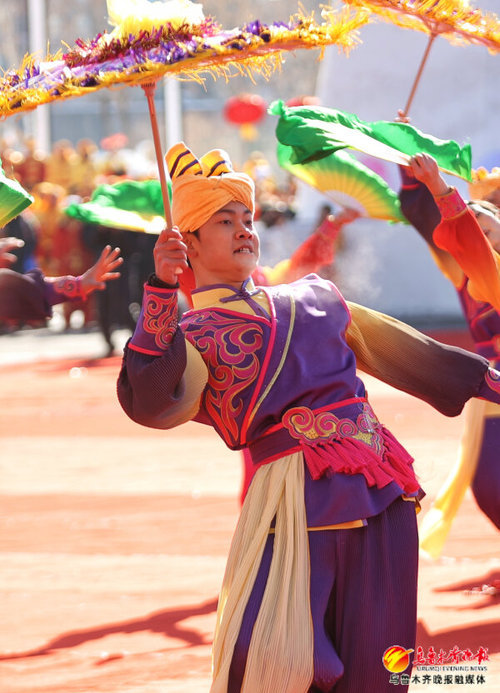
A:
[79,244,123,295]
[44,244,123,304]
[117,227,208,430]
[0,244,123,322]
[260,208,359,285]
[346,301,500,416]
[408,153,500,310]
[398,160,464,285]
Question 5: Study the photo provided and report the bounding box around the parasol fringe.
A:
[343,0,500,53]
[0,55,285,118]
[0,7,369,118]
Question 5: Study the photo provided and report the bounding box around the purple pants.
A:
[472,416,500,529]
[228,496,418,693]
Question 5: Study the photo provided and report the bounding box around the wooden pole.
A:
[141,82,173,228]
[401,33,437,118]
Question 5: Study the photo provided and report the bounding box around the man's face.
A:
[186,201,260,287]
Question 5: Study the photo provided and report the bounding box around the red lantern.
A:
[224,93,267,125]
[223,94,267,140]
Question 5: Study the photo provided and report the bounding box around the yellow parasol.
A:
[0,0,369,227]
[342,0,500,115]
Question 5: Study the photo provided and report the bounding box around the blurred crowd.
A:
[243,150,297,229]
[0,136,304,355]
[0,134,164,354]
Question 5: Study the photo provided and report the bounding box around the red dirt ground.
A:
[1,328,499,692]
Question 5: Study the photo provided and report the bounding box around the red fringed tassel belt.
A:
[247,398,419,494]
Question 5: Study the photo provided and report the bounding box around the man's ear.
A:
[181,232,192,247]
[182,232,197,259]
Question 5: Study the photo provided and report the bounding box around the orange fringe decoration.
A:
[0,7,369,119]
[344,0,500,53]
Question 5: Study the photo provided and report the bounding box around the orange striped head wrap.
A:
[165,142,255,232]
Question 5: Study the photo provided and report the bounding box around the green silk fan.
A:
[277,144,406,222]
[0,165,34,227]
[64,178,170,233]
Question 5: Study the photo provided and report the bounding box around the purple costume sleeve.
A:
[398,166,442,241]
[43,275,84,306]
[117,284,199,428]
[0,267,90,323]
[117,332,191,427]
[0,268,51,321]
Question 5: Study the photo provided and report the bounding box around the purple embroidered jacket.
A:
[117,274,500,527]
